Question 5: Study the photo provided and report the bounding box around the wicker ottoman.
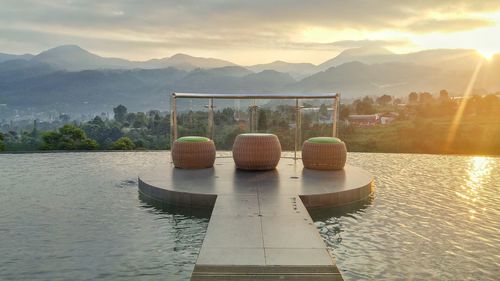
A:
[232,133,281,170]
[302,137,347,170]
[172,136,216,169]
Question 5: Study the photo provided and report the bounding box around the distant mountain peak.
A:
[246,60,318,79]
[31,45,131,71]
[0,52,34,63]
[37,45,89,56]
[170,53,192,59]
[336,46,393,58]
[49,44,84,50]
[318,46,395,70]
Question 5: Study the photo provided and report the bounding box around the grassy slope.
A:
[341,116,500,155]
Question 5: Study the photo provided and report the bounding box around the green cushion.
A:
[176,136,210,143]
[239,133,275,137]
[307,137,342,144]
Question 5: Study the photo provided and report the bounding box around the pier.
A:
[139,155,373,280]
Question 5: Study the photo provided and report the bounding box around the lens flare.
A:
[476,49,495,60]
[444,59,484,152]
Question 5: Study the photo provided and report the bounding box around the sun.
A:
[476,49,495,60]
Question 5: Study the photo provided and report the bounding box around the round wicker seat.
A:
[302,137,347,170]
[232,133,281,170]
[172,136,216,169]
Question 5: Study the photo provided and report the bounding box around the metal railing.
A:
[170,92,340,160]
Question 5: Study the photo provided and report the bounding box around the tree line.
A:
[340,91,500,155]
[1,90,499,155]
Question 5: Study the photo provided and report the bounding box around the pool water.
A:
[312,153,500,281]
[0,152,498,280]
[0,152,208,281]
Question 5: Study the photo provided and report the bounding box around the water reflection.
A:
[457,156,493,219]
[309,195,374,255]
[0,152,208,281]
[138,193,213,219]
[309,194,374,220]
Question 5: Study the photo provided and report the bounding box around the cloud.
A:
[272,39,412,51]
[407,18,496,33]
[0,0,499,62]
[323,39,411,48]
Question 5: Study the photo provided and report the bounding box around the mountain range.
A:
[0,45,499,116]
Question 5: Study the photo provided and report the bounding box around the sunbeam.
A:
[444,58,485,152]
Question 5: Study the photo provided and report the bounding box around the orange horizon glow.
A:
[2,3,500,65]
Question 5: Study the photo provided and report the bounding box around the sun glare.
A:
[477,49,495,60]
[444,58,484,152]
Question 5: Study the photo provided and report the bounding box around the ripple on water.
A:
[0,152,498,281]
[0,152,208,281]
[115,179,138,188]
[313,153,500,281]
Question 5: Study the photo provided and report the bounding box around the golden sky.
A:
[1,0,499,64]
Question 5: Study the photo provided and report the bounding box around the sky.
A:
[1,0,500,65]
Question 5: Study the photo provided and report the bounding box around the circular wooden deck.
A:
[138,155,374,209]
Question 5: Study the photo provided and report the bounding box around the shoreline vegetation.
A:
[1,91,499,156]
[1,150,499,158]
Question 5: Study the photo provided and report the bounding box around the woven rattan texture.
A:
[232,134,282,170]
[302,141,347,170]
[172,140,216,169]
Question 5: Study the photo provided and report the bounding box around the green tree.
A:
[113,105,128,123]
[339,105,350,120]
[419,92,433,104]
[257,110,268,131]
[477,94,500,116]
[59,114,70,123]
[148,113,162,133]
[41,124,98,150]
[0,132,4,151]
[82,117,123,148]
[88,116,105,127]
[376,94,392,106]
[362,96,374,105]
[354,97,375,114]
[125,113,136,125]
[133,112,148,128]
[439,89,449,101]
[111,137,135,150]
[319,104,328,117]
[408,92,418,103]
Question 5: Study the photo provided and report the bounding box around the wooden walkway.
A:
[191,195,343,280]
[138,156,373,280]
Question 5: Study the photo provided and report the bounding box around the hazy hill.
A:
[0,68,184,113]
[318,47,483,71]
[0,65,295,111]
[31,45,133,70]
[0,60,56,83]
[198,66,253,77]
[170,68,295,93]
[0,45,499,117]
[0,53,34,63]
[296,59,500,96]
[247,61,317,79]
[295,61,439,95]
[318,46,394,70]
[29,45,237,71]
[142,53,237,70]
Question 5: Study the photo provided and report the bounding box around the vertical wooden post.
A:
[170,94,177,150]
[249,99,258,132]
[208,98,214,140]
[332,93,341,137]
[294,99,299,160]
